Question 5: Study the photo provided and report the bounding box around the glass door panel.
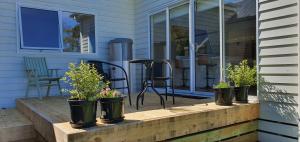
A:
[195,0,220,91]
[224,0,256,94]
[224,0,256,66]
[151,11,167,88]
[170,4,190,90]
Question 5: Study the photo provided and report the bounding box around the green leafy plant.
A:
[226,60,256,87]
[62,62,108,101]
[98,88,122,98]
[214,81,230,89]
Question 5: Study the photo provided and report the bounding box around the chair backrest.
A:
[24,57,49,77]
[151,60,173,78]
[152,62,164,78]
[86,60,110,80]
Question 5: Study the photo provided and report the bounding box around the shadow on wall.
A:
[258,76,298,122]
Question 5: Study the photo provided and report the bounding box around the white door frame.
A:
[189,0,196,92]
[149,0,224,96]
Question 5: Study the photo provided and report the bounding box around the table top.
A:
[129,59,153,64]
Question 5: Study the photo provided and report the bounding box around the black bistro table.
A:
[129,59,165,110]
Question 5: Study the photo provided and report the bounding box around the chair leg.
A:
[46,81,51,97]
[57,80,62,96]
[136,85,148,110]
[172,80,175,104]
[126,79,132,106]
[25,83,30,98]
[36,81,42,100]
[151,83,165,109]
[165,80,168,101]
[141,82,146,105]
[141,91,146,105]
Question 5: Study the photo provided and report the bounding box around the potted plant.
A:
[213,81,234,106]
[98,88,125,123]
[227,60,256,103]
[62,62,107,128]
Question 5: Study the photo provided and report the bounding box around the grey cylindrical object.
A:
[108,38,133,61]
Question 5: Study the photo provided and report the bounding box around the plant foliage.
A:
[62,62,108,101]
[98,88,122,98]
[214,81,230,89]
[226,60,256,87]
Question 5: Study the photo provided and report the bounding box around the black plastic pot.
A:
[214,87,234,106]
[99,97,125,123]
[234,86,250,103]
[68,99,97,128]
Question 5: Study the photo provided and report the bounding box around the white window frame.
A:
[17,3,98,55]
[18,6,61,50]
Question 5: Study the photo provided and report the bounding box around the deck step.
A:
[0,108,36,142]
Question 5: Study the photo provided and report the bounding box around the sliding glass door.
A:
[195,0,220,91]
[149,0,256,96]
[169,4,190,90]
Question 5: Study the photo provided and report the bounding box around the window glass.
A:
[21,7,60,49]
[224,0,256,66]
[195,0,220,91]
[62,12,95,53]
[170,4,190,90]
[150,11,167,87]
[151,11,167,60]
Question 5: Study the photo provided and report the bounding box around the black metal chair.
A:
[150,60,175,104]
[87,60,132,105]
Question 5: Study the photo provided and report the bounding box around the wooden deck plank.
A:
[0,109,36,142]
[170,121,258,142]
[222,132,258,142]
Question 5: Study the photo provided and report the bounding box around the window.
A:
[19,7,96,53]
[20,7,60,49]
[62,12,95,53]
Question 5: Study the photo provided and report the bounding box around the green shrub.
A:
[62,62,108,101]
[226,60,256,87]
[214,81,230,89]
[98,88,122,98]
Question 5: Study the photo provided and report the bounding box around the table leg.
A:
[136,84,148,110]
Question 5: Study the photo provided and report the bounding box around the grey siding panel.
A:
[259,36,298,47]
[259,120,298,138]
[260,102,298,125]
[258,0,299,141]
[0,0,135,107]
[258,132,297,142]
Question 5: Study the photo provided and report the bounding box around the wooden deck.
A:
[16,95,259,142]
[0,108,36,142]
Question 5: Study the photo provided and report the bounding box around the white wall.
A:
[0,0,135,108]
[257,0,299,141]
